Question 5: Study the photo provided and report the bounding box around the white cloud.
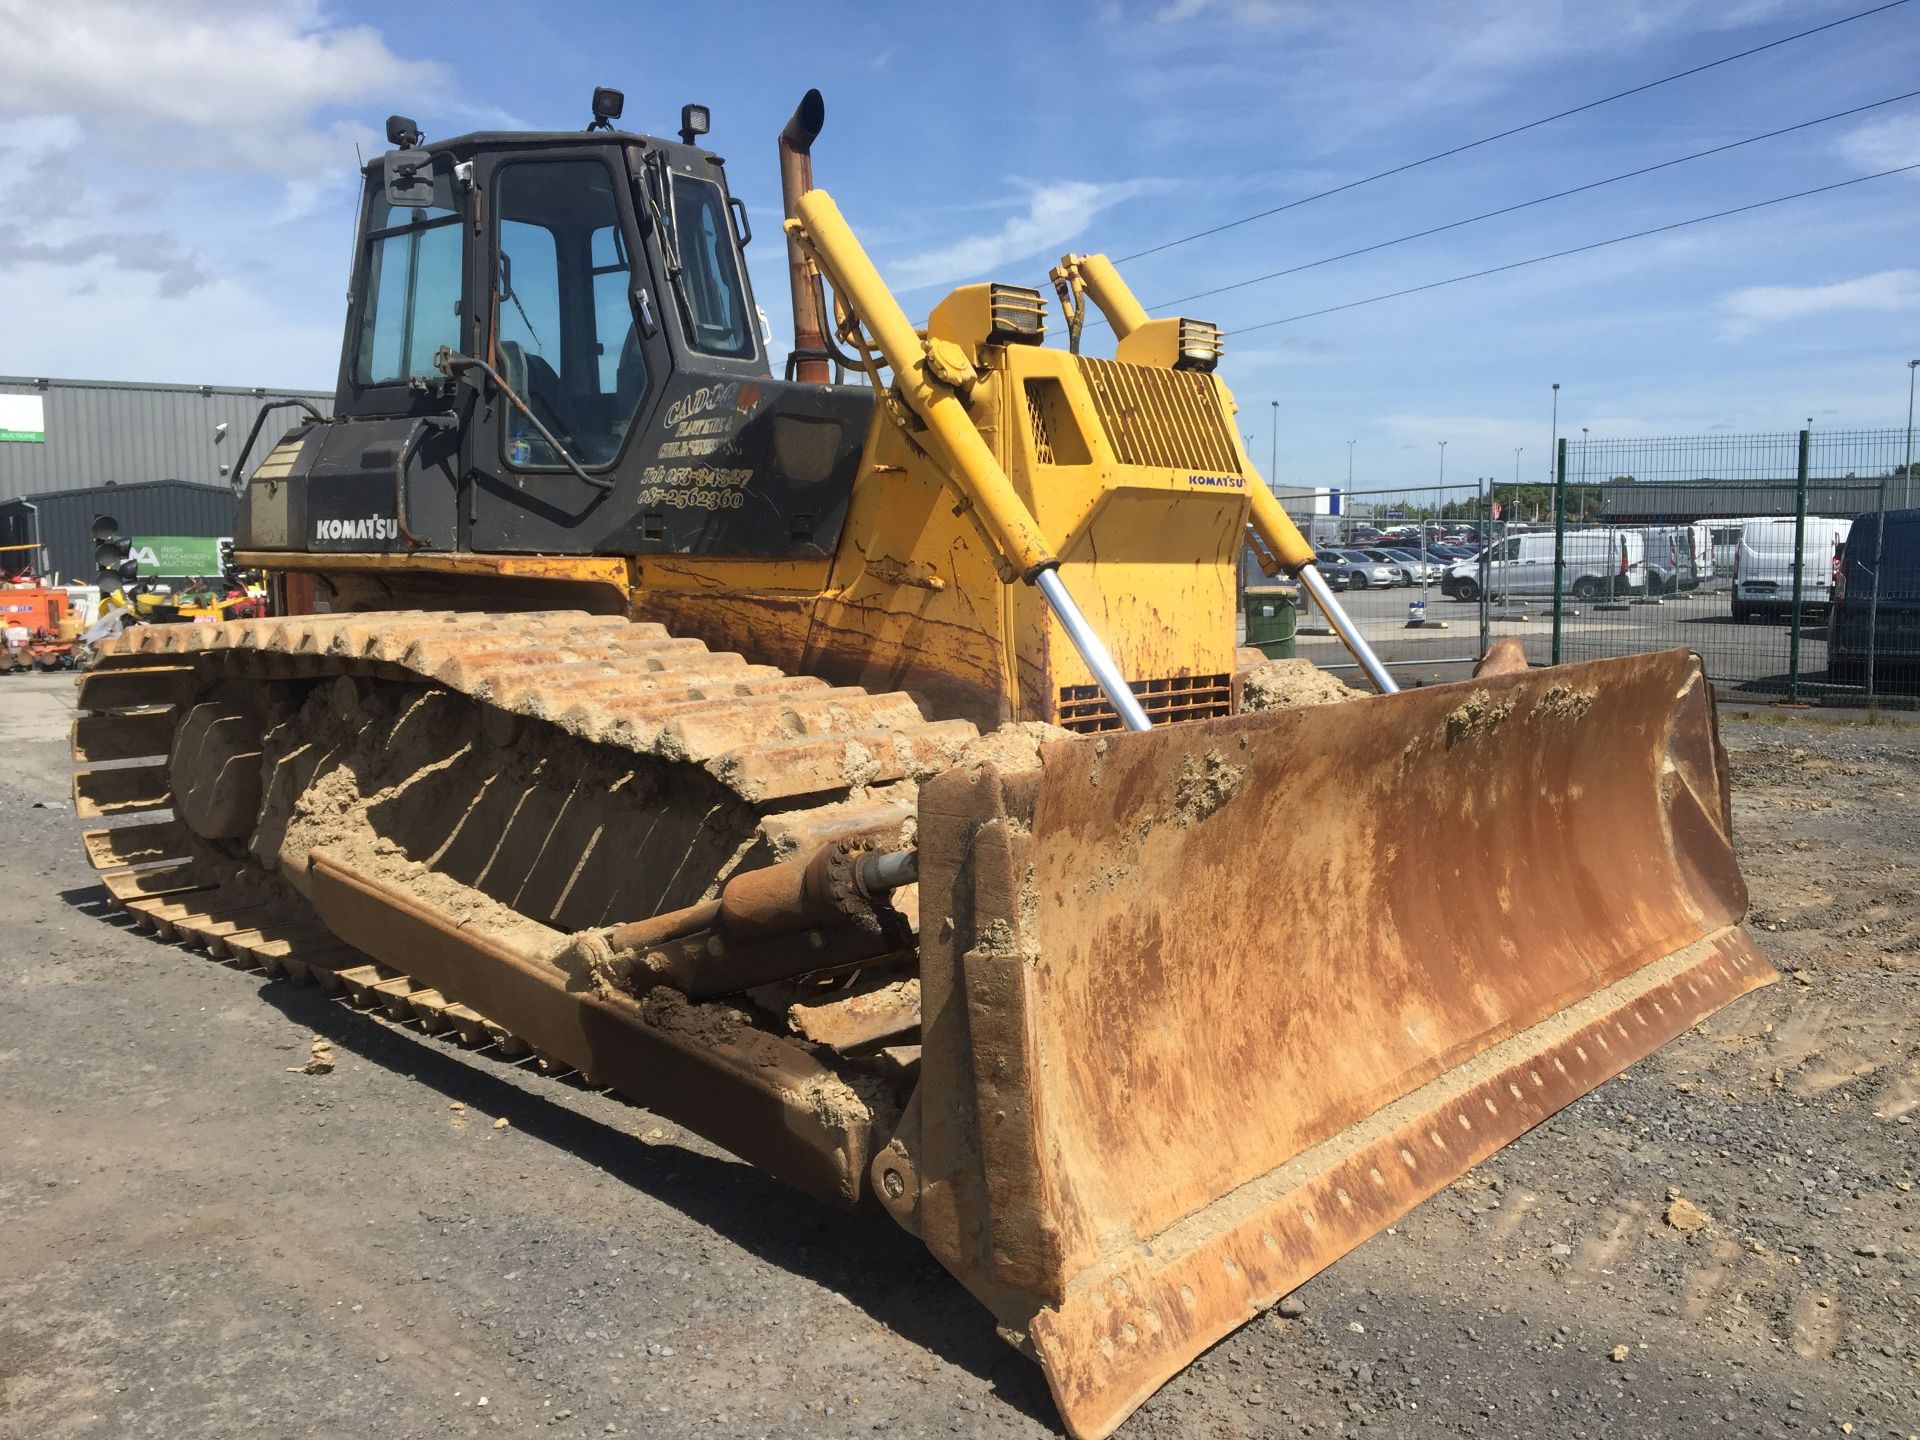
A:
[888,179,1163,291]
[0,250,342,387]
[1719,269,1920,335]
[1837,112,1920,176]
[0,0,446,177]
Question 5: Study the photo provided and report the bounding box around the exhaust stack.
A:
[778,89,831,383]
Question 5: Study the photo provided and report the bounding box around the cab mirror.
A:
[383,148,435,209]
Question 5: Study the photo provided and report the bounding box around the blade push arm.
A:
[786,190,1153,730]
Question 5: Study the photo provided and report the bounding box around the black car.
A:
[1828,507,1920,688]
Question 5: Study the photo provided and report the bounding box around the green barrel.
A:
[1242,584,1297,659]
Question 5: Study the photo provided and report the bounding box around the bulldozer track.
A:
[72,608,980,1107]
[108,866,584,1076]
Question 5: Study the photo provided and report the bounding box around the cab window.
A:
[355,170,463,385]
[493,159,648,469]
[670,173,753,359]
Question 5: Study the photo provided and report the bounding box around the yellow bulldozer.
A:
[70,86,1771,1437]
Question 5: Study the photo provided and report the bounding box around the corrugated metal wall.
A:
[0,481,238,584]
[0,376,332,502]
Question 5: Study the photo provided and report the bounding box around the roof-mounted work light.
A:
[588,87,624,131]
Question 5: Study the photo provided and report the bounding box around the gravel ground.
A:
[1,673,1915,1440]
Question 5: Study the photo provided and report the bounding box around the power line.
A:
[1227,162,1920,335]
[1145,89,1920,314]
[1115,0,1912,264]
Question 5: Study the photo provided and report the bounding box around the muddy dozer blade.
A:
[883,649,1771,1439]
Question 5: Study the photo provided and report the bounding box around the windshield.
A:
[670,174,753,359]
[493,158,649,469]
[354,170,463,386]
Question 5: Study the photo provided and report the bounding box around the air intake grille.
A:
[1058,673,1233,733]
[1026,382,1055,465]
[1075,357,1241,473]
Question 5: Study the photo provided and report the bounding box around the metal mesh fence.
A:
[1260,480,1509,686]
[1557,429,1913,702]
[1241,427,1917,706]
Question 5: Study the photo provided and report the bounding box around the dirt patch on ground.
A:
[5,674,1918,1440]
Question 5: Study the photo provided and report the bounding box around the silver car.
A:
[1318,549,1400,590]
[1378,547,1448,584]
[1354,548,1422,586]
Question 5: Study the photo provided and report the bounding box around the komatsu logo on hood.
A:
[314,516,399,542]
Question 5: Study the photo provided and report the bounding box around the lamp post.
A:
[1511,446,1522,537]
[1269,400,1278,484]
[1549,383,1560,522]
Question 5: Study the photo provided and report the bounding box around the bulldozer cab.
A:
[237,123,873,569]
[343,131,760,450]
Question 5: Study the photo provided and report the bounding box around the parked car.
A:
[1826,508,1920,686]
[1379,547,1446,584]
[1352,548,1417,585]
[1639,526,1700,595]
[1731,516,1851,622]
[1317,549,1399,590]
[1444,529,1646,602]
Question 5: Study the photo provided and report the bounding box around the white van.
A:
[1732,516,1851,622]
[1446,528,1646,602]
[1686,522,1717,582]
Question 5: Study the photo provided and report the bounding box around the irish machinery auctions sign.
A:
[0,394,45,443]
[133,536,226,577]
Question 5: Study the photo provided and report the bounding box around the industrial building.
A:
[0,375,331,582]
[0,375,332,500]
[0,481,244,584]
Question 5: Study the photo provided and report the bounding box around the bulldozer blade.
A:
[891,648,1770,1439]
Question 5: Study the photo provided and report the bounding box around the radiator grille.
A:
[1074,357,1241,473]
[1058,673,1234,733]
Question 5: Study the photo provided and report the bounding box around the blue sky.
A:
[2,0,1917,489]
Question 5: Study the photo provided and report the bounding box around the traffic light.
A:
[92,514,139,585]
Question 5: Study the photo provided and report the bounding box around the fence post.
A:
[1551,437,1568,665]
[1867,468,1886,707]
[1787,428,1810,702]
[1478,477,1490,659]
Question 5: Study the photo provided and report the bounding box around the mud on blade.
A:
[879,649,1772,1439]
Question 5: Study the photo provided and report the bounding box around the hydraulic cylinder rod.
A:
[788,189,1151,730]
[788,190,1056,578]
[1036,568,1153,731]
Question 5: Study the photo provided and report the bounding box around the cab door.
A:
[466,147,670,554]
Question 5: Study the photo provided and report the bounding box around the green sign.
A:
[0,394,45,443]
[132,535,225,577]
